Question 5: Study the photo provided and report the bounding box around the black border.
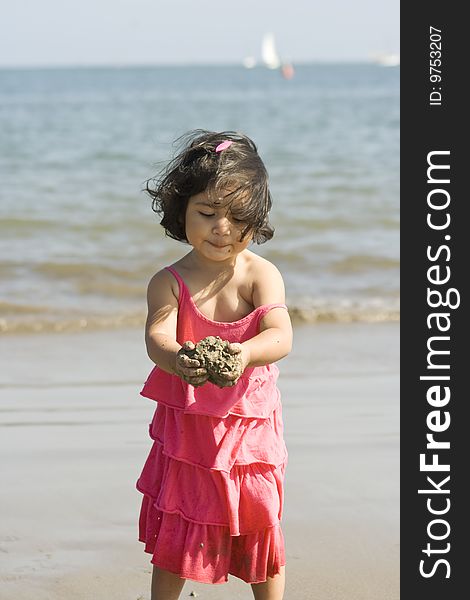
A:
[401,3,467,597]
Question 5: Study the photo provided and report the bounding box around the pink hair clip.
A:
[215,140,233,153]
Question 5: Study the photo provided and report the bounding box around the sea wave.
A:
[0,299,399,335]
[0,310,146,335]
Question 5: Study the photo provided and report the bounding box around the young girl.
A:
[136,130,293,600]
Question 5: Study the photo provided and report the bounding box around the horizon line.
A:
[0,58,398,71]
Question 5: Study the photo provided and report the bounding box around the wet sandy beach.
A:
[0,322,399,599]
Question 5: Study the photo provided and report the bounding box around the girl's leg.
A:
[251,566,285,600]
[151,566,186,600]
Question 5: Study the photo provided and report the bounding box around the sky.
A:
[0,0,399,67]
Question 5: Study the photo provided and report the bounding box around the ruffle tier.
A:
[139,495,285,584]
[140,363,281,419]
[137,440,285,535]
[148,402,287,472]
[136,403,287,584]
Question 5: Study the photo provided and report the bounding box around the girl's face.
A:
[185,190,252,262]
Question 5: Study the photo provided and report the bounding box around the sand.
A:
[0,322,399,600]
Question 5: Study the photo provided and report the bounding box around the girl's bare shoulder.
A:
[147,266,179,304]
[244,249,283,277]
[243,250,286,305]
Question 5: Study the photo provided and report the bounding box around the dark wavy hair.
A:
[145,130,274,244]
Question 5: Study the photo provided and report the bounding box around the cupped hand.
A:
[210,342,249,388]
[228,342,250,370]
[175,341,209,387]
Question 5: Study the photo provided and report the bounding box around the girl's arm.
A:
[238,260,293,369]
[145,269,208,386]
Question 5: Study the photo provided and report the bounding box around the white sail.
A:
[261,33,281,69]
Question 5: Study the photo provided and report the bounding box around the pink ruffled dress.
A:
[136,266,288,584]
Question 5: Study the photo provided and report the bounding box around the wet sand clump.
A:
[181,335,242,387]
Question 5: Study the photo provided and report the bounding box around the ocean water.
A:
[0,64,399,334]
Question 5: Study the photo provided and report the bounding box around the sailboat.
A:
[243,33,295,78]
[261,33,281,70]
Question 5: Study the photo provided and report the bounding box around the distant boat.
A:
[281,62,295,79]
[242,56,257,69]
[261,33,281,69]
[372,53,400,67]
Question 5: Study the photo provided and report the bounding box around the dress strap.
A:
[164,266,188,305]
[256,303,288,321]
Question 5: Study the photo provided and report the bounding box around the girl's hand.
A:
[228,342,250,370]
[175,341,209,387]
[212,342,250,387]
